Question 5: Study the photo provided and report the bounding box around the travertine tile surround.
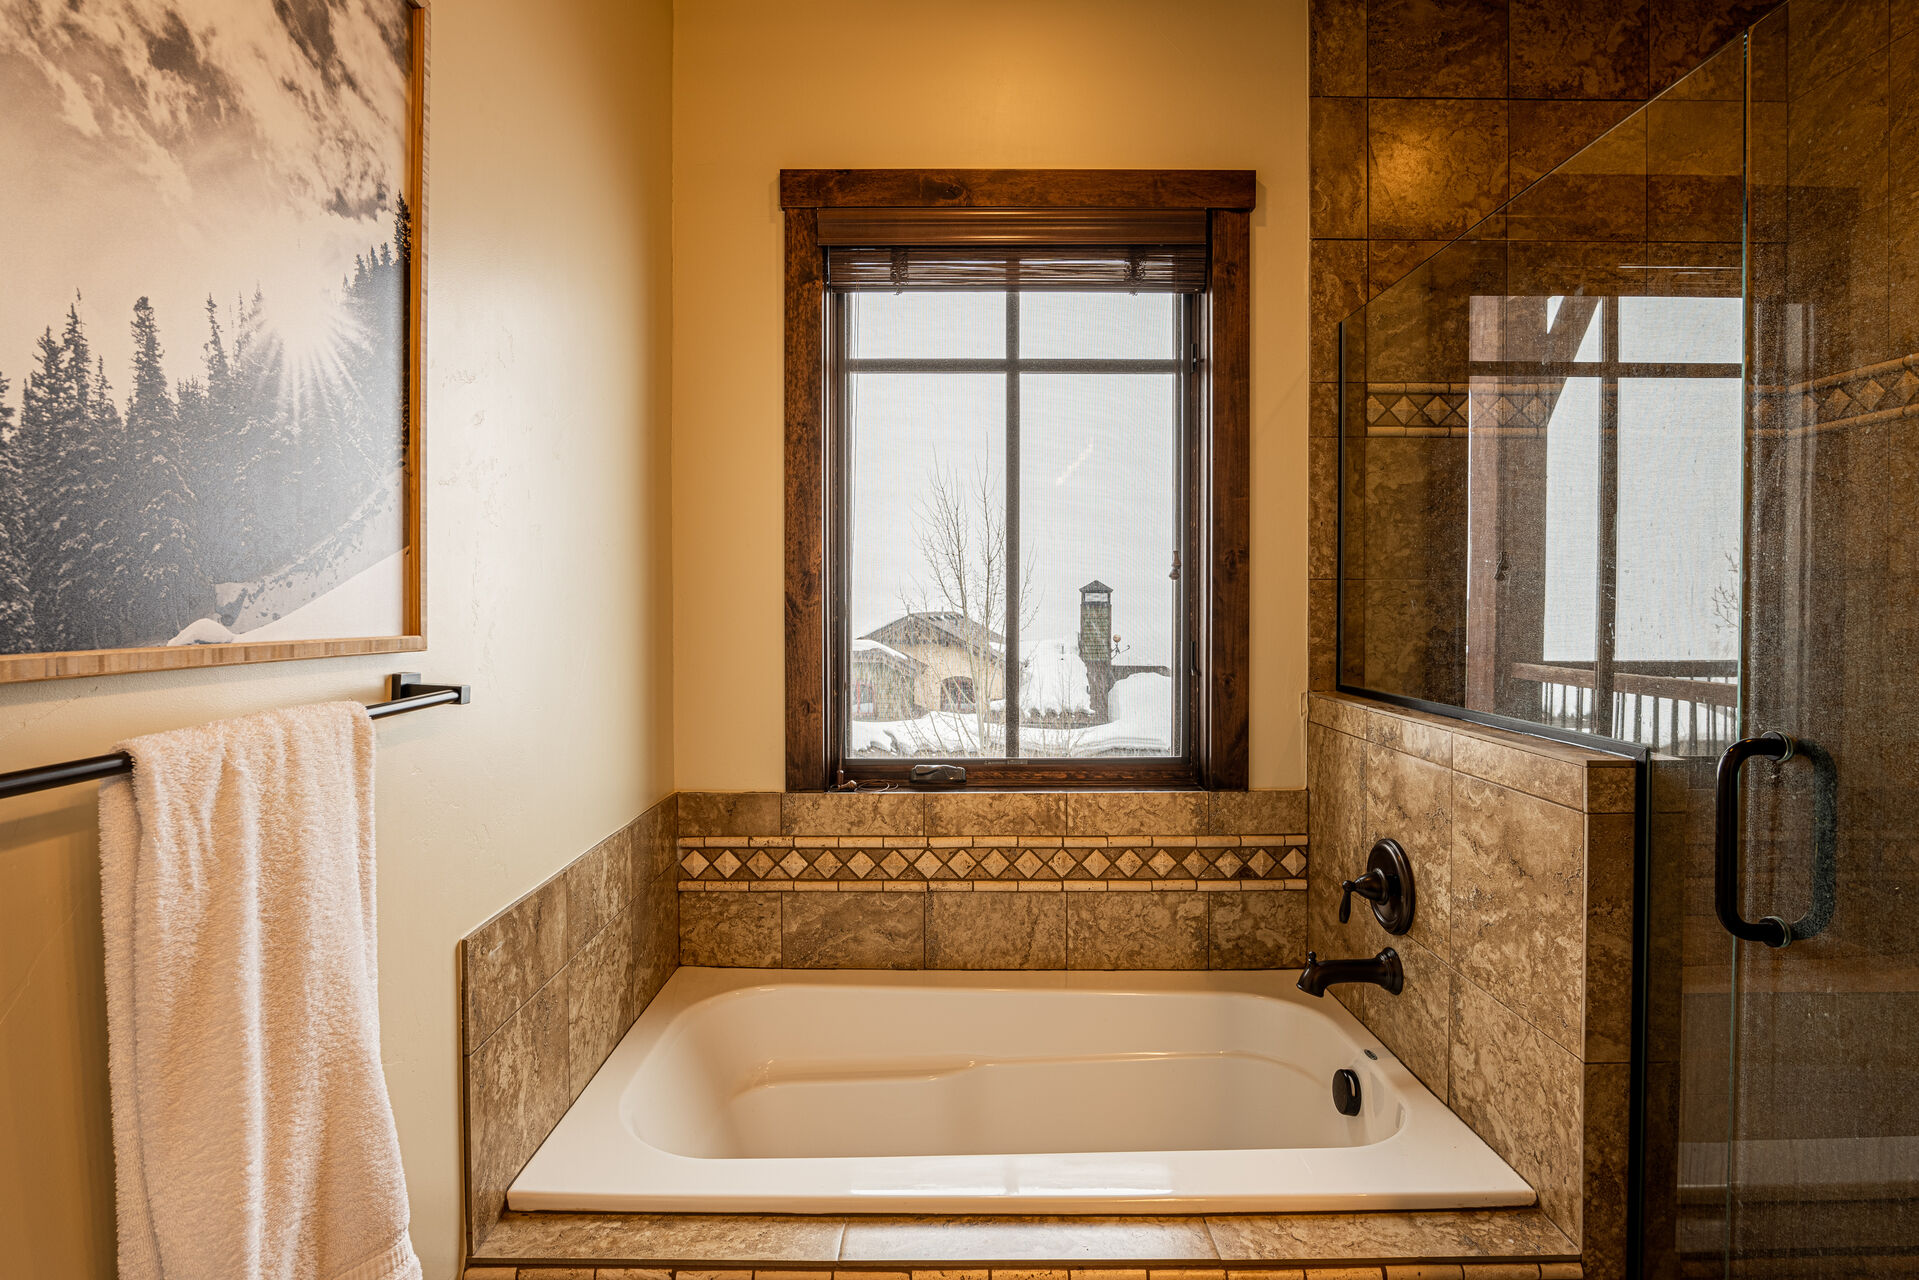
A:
[1307,694,1633,1280]
[676,791,1310,971]
[461,775,1621,1275]
[461,795,680,1250]
[469,1265,1582,1279]
[464,1204,1579,1271]
[461,790,1310,1253]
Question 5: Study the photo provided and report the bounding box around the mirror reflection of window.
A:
[1532,293,1742,751]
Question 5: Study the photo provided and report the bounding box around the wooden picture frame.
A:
[0,0,430,683]
[781,169,1253,790]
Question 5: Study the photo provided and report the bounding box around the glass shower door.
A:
[1717,5,1919,1276]
[1331,4,1919,1271]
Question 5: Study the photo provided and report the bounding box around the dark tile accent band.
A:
[678,835,1308,884]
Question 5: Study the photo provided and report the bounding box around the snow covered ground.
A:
[1021,635,1091,716]
[214,483,404,634]
[1070,672,1172,755]
[848,709,1004,757]
[848,671,1172,758]
[168,550,404,645]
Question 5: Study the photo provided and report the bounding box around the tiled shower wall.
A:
[459,794,679,1249]
[1308,693,1634,1280]
[1307,0,1786,690]
[675,790,1310,971]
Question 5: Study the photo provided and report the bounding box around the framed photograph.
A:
[0,0,427,682]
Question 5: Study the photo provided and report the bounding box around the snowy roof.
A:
[851,636,921,671]
[1080,580,1112,594]
[863,611,1005,659]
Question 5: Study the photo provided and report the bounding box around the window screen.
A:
[836,282,1190,764]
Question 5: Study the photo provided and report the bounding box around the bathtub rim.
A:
[509,966,1538,1215]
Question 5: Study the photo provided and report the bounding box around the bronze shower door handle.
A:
[1713,731,1837,948]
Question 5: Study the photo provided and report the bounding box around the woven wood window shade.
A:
[818,207,1208,293]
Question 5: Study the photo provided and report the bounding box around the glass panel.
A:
[840,291,1186,763]
[1333,35,1751,1280]
[1618,296,1743,364]
[844,372,1006,758]
[846,291,1005,359]
[1336,71,1744,756]
[1723,4,1919,1276]
[1337,11,1919,1277]
[1019,371,1180,757]
[1019,292,1181,359]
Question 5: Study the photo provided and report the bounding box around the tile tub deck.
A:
[466,1207,1579,1272]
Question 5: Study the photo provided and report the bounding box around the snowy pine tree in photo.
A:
[16,314,108,652]
[0,369,36,652]
[123,296,213,644]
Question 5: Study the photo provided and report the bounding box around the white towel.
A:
[98,701,422,1280]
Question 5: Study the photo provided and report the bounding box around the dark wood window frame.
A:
[783,168,1254,791]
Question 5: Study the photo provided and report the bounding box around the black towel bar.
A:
[0,673,471,801]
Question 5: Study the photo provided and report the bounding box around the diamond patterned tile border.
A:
[1767,354,1919,434]
[1363,380,1597,438]
[676,833,1308,883]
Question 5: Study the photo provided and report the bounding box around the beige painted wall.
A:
[0,1,675,1275]
[670,0,1311,791]
[1,3,1314,1272]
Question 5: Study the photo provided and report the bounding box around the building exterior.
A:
[855,612,1005,720]
[848,638,922,721]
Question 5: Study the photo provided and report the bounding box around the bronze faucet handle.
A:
[1338,867,1388,923]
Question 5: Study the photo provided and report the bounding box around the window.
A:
[840,286,1187,767]
[939,676,977,714]
[783,170,1254,789]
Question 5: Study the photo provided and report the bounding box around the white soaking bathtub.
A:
[508,968,1534,1214]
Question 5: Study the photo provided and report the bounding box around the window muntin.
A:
[836,289,1189,768]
